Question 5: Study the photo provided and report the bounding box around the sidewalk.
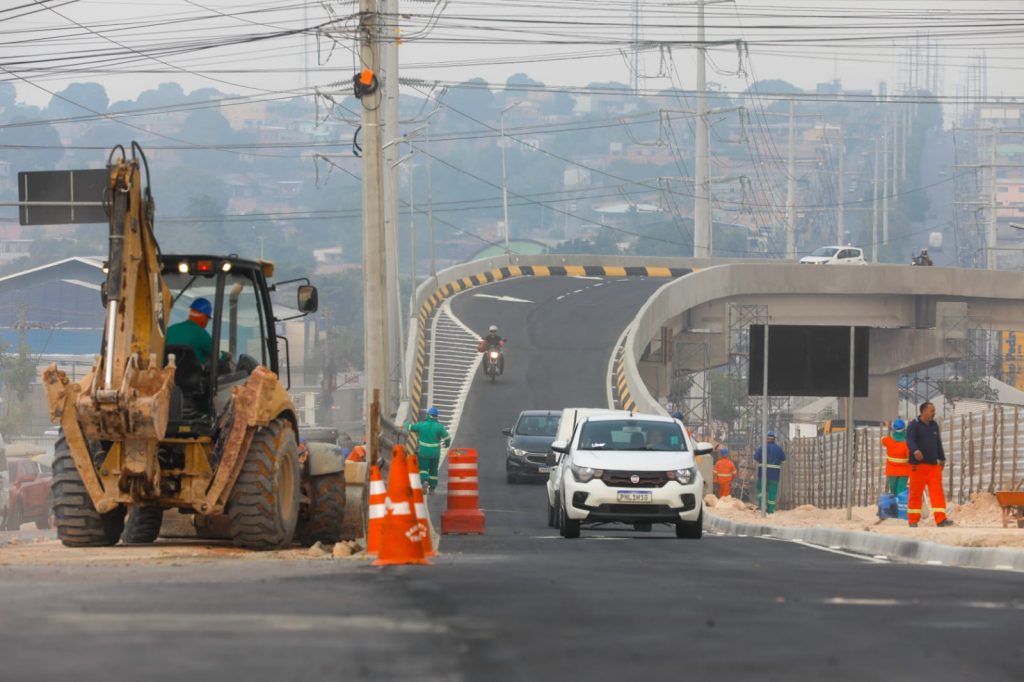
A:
[707,492,1024,550]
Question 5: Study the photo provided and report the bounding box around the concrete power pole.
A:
[882,115,890,247]
[785,99,796,260]
[693,0,711,258]
[871,139,879,262]
[382,0,403,405]
[358,0,392,420]
[836,134,845,244]
[988,129,998,270]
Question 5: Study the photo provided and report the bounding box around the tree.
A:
[937,377,998,403]
[0,334,37,438]
[47,82,109,119]
[0,116,64,170]
[444,78,494,125]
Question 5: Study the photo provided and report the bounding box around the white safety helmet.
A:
[489,325,498,333]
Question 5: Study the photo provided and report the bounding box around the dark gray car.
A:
[503,410,561,483]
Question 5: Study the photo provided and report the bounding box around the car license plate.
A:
[538,466,551,473]
[617,490,652,503]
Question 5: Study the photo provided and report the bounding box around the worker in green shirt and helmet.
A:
[407,406,451,494]
[166,298,215,364]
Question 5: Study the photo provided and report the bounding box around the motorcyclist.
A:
[479,324,505,374]
[912,248,933,266]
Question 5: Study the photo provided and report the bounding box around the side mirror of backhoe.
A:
[297,285,319,313]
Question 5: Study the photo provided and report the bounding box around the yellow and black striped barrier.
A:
[408,264,692,418]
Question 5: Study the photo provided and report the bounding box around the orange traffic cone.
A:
[406,452,437,558]
[373,446,430,566]
[442,448,485,534]
[365,464,387,556]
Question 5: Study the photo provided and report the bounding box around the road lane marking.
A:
[50,612,451,634]
[473,294,533,303]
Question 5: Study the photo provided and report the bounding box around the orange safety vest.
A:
[713,457,737,481]
[880,436,912,477]
[346,445,367,462]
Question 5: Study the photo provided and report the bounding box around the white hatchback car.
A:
[799,246,866,265]
[553,413,711,539]
[545,407,631,527]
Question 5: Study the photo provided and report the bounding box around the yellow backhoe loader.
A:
[40,143,345,549]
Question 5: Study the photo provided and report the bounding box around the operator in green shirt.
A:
[407,406,451,494]
[166,298,214,364]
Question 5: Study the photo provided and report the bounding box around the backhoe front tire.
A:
[298,472,347,546]
[122,507,163,544]
[227,419,300,550]
[52,437,125,546]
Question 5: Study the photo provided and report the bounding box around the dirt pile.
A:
[952,492,1005,527]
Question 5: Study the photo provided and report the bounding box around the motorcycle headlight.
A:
[489,351,500,359]
[510,447,528,457]
[571,463,603,483]
[667,467,697,485]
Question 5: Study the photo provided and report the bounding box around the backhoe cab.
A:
[41,143,345,549]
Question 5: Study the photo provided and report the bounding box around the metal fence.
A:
[775,404,1024,510]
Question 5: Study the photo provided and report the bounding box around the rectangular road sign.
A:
[17,168,109,225]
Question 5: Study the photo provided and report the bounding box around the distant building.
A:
[0,257,106,355]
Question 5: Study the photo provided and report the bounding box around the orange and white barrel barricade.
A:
[365,464,387,556]
[441,448,485,535]
[374,445,430,566]
[405,452,437,557]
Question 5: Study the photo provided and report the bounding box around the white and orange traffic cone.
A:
[406,451,437,558]
[373,446,430,566]
[365,464,387,556]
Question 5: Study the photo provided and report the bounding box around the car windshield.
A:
[515,414,560,437]
[811,247,840,257]
[577,420,687,451]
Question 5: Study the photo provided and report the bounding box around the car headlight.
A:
[509,447,528,457]
[667,467,697,485]
[571,463,603,483]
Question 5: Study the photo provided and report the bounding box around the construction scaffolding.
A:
[670,340,710,437]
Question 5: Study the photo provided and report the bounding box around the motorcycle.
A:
[484,348,503,383]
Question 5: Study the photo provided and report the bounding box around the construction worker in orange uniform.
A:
[880,419,912,495]
[713,447,737,498]
[905,401,954,527]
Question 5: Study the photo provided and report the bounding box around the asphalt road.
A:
[2,275,1022,682]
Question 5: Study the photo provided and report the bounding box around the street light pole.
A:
[500,101,521,257]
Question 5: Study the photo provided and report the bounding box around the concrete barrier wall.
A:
[621,263,1024,419]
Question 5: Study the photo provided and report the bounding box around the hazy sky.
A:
[3,1,1022,109]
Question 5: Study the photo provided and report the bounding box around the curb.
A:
[705,512,1024,572]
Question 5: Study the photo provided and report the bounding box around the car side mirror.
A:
[694,441,714,456]
[502,428,513,437]
[297,285,319,313]
[551,439,568,454]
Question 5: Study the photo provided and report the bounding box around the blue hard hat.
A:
[427,406,439,418]
[190,297,213,317]
[720,447,730,455]
[892,419,906,431]
[767,431,776,438]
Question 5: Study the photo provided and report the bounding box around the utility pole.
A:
[426,122,436,278]
[891,108,899,198]
[882,115,890,246]
[836,133,845,244]
[381,0,402,406]
[785,99,796,259]
[901,104,909,181]
[989,128,999,270]
[871,140,879,262]
[358,0,391,420]
[693,0,711,258]
[500,101,521,257]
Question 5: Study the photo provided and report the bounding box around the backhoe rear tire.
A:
[122,507,163,544]
[52,437,126,547]
[227,418,300,550]
[298,472,347,546]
